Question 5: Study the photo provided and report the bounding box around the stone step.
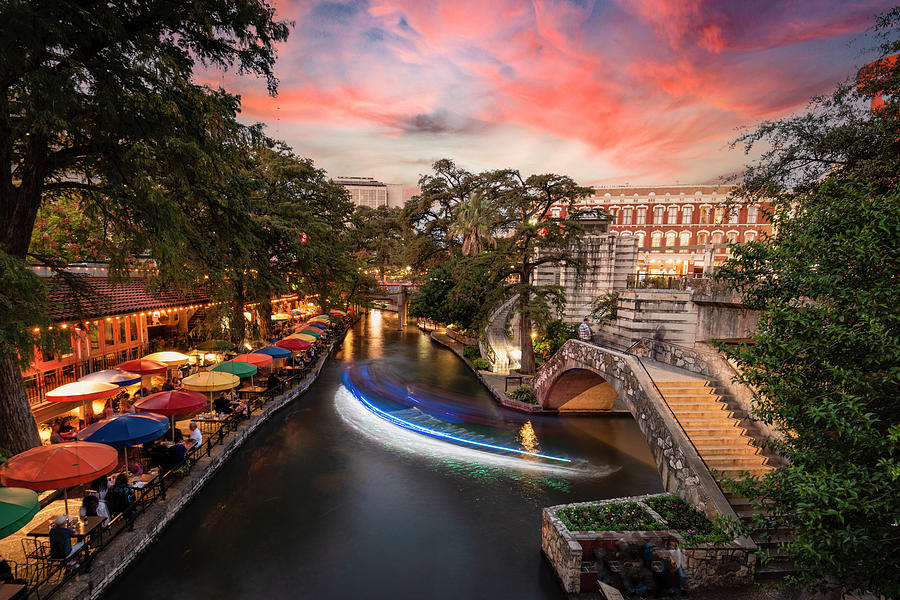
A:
[682,425,748,437]
[662,400,728,411]
[656,385,715,395]
[693,444,760,455]
[677,416,743,427]
[714,464,775,478]
[690,435,755,448]
[754,560,796,581]
[703,455,769,468]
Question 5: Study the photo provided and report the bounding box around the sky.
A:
[206,0,895,193]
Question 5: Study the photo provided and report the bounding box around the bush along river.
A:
[107,309,664,599]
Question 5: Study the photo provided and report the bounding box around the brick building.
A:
[552,185,772,277]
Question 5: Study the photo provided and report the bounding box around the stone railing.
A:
[542,495,755,594]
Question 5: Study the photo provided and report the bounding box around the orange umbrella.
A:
[0,442,118,514]
[232,353,273,368]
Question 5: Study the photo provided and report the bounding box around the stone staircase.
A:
[646,365,791,581]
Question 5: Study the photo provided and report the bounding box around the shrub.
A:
[559,502,663,532]
[506,385,537,404]
[471,357,490,371]
[644,495,731,544]
[463,346,481,361]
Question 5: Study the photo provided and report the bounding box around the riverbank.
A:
[34,323,354,600]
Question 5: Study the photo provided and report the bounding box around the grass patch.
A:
[559,502,664,532]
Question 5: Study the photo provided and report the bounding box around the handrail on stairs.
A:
[629,352,733,504]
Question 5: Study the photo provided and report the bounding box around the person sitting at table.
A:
[214,393,232,415]
[49,515,83,565]
[105,474,135,518]
[58,417,76,438]
[167,429,188,467]
[266,371,280,391]
[49,421,64,444]
[233,398,249,418]
[79,493,110,526]
[146,441,170,470]
[129,459,144,477]
[187,421,203,448]
[161,378,174,391]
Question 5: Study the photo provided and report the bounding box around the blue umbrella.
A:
[77,413,169,449]
[79,369,142,387]
[304,322,328,330]
[255,346,291,359]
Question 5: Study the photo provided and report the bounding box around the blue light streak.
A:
[343,373,573,464]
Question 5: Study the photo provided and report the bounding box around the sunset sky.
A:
[210,0,894,193]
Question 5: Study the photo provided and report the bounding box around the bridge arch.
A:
[533,340,735,521]
[543,368,619,411]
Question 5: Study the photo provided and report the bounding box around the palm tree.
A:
[451,191,497,256]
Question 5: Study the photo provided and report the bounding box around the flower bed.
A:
[558,501,663,532]
[644,494,730,544]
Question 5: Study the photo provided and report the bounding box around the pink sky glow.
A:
[205,0,894,190]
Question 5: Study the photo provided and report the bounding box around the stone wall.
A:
[533,232,637,324]
[542,495,756,594]
[534,340,737,521]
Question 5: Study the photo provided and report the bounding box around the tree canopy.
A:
[717,10,900,595]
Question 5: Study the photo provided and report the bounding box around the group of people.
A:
[213,389,248,417]
[594,538,686,597]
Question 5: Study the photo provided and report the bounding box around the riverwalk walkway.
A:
[1,323,353,600]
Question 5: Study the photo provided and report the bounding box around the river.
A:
[107,310,663,599]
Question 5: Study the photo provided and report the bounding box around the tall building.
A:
[334,177,405,209]
[552,185,772,276]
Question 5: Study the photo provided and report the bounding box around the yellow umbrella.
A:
[291,333,319,344]
[181,371,240,412]
[143,351,191,367]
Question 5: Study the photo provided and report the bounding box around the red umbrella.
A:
[133,390,207,417]
[115,359,168,375]
[275,338,311,352]
[0,442,118,514]
[232,353,273,368]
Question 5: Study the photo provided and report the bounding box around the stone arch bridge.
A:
[533,340,735,520]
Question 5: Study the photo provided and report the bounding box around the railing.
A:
[20,323,349,600]
[626,274,708,290]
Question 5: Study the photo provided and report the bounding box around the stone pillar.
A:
[397,287,408,330]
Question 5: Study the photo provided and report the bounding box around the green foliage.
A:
[463,346,481,361]
[558,502,664,532]
[471,358,491,371]
[644,495,731,545]
[505,385,537,404]
[591,292,619,321]
[533,319,578,362]
[715,14,900,595]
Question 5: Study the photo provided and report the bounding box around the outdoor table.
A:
[0,583,25,600]
[27,516,104,539]
[237,386,266,400]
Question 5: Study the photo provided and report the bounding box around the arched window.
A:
[726,230,739,244]
[668,206,679,223]
[665,231,677,247]
[744,230,757,243]
[699,206,713,224]
[637,207,647,224]
[635,232,646,247]
[714,206,725,224]
[697,231,709,245]
[681,206,693,224]
[747,206,758,224]
[622,208,632,225]
[712,231,724,244]
[679,231,691,246]
[551,207,560,219]
[651,232,663,247]
[653,206,664,224]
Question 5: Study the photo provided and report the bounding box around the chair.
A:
[20,538,67,585]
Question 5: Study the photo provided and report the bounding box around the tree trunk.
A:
[518,293,535,374]
[0,354,41,453]
[230,286,246,348]
[259,296,273,341]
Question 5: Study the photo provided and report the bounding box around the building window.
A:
[104,320,114,346]
[550,208,560,218]
[745,231,756,242]
[635,232,645,247]
[651,232,662,247]
[726,231,739,244]
[712,231,724,244]
[714,206,725,224]
[747,206,757,224]
[609,208,618,223]
[118,318,127,344]
[668,206,679,224]
[653,206,664,225]
[665,231,677,247]
[89,322,100,351]
[130,316,138,342]
[622,208,632,225]
[636,208,646,225]
[681,206,692,224]
[679,231,691,246]
[59,334,74,359]
[729,209,739,224]
[697,231,709,245]
[700,207,713,224]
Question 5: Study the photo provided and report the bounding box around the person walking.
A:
[578,317,593,343]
